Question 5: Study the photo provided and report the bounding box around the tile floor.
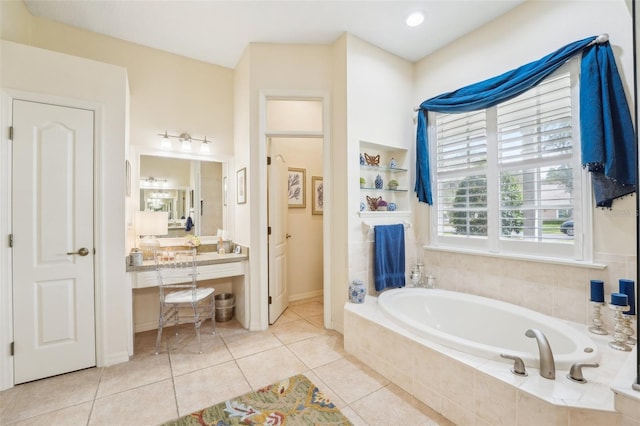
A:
[1,297,452,425]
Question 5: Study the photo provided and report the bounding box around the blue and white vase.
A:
[349,280,366,303]
[387,202,397,211]
[360,201,365,212]
[375,174,383,189]
[389,157,397,169]
[360,153,365,165]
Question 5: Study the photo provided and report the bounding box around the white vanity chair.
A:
[153,249,215,355]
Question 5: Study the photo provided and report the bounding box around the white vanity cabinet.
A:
[127,251,249,344]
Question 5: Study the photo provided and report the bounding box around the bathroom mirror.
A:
[139,155,223,238]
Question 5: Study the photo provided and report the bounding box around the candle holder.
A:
[588,301,608,335]
[608,303,631,351]
[621,314,636,346]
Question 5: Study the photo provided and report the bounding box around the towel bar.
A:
[362,220,411,233]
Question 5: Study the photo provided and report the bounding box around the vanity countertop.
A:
[126,250,248,273]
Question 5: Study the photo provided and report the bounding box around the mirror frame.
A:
[131,146,231,246]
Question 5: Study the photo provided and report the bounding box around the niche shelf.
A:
[359,141,409,213]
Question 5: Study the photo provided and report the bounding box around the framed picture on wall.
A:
[312,176,323,215]
[237,167,246,204]
[288,168,306,208]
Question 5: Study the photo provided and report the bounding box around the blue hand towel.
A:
[185,216,194,231]
[374,224,405,291]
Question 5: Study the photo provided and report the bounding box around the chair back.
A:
[154,249,198,300]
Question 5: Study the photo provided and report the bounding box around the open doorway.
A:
[262,96,329,328]
[268,137,324,324]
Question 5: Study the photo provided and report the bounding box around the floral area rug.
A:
[162,374,353,425]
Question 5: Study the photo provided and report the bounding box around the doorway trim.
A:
[0,89,106,390]
[257,90,332,330]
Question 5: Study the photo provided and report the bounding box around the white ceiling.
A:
[24,0,526,69]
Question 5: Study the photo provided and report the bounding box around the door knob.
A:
[67,247,90,256]
[286,234,292,239]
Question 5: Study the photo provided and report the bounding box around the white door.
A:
[12,100,96,384]
[268,150,289,324]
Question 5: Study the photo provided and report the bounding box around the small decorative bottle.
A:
[410,265,421,287]
[389,157,397,169]
[375,174,383,189]
[349,280,366,303]
[426,274,436,289]
[360,153,365,165]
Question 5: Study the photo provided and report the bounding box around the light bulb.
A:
[160,132,172,149]
[406,11,424,27]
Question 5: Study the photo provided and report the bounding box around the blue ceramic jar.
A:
[375,174,383,189]
[349,280,366,303]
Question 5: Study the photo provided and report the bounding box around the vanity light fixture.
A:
[200,137,211,153]
[179,133,192,151]
[406,11,425,27]
[157,131,212,153]
[160,131,172,149]
[140,176,168,187]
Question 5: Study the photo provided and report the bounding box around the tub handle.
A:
[500,353,527,376]
[566,362,599,384]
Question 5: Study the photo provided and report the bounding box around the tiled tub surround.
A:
[377,288,600,370]
[344,297,639,426]
[420,249,637,332]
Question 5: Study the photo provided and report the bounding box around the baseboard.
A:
[134,321,158,333]
[289,290,323,302]
[100,350,130,367]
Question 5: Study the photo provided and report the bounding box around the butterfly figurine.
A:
[364,153,380,166]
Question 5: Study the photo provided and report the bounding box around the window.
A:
[430,60,589,260]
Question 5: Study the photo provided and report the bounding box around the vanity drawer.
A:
[132,261,244,289]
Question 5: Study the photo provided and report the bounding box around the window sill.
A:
[423,245,606,269]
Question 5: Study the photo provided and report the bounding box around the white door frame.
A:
[256,90,332,330]
[0,90,106,390]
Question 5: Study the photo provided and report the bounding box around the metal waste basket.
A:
[214,293,235,322]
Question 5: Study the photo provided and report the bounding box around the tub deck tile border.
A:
[344,296,634,425]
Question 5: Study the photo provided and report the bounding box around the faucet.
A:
[525,329,555,379]
[566,362,599,383]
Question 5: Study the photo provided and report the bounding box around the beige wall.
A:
[1,0,236,241]
[344,34,415,331]
[27,16,234,159]
[237,43,334,329]
[0,39,129,389]
[0,2,235,158]
[2,0,636,337]
[330,34,350,332]
[0,0,32,44]
[413,0,636,326]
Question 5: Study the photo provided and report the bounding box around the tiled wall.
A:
[420,249,637,331]
[347,220,636,334]
[348,219,418,294]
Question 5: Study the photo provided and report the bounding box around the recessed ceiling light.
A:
[406,11,425,27]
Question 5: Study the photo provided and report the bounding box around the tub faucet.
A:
[525,329,555,379]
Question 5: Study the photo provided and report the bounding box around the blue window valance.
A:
[415,35,636,208]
